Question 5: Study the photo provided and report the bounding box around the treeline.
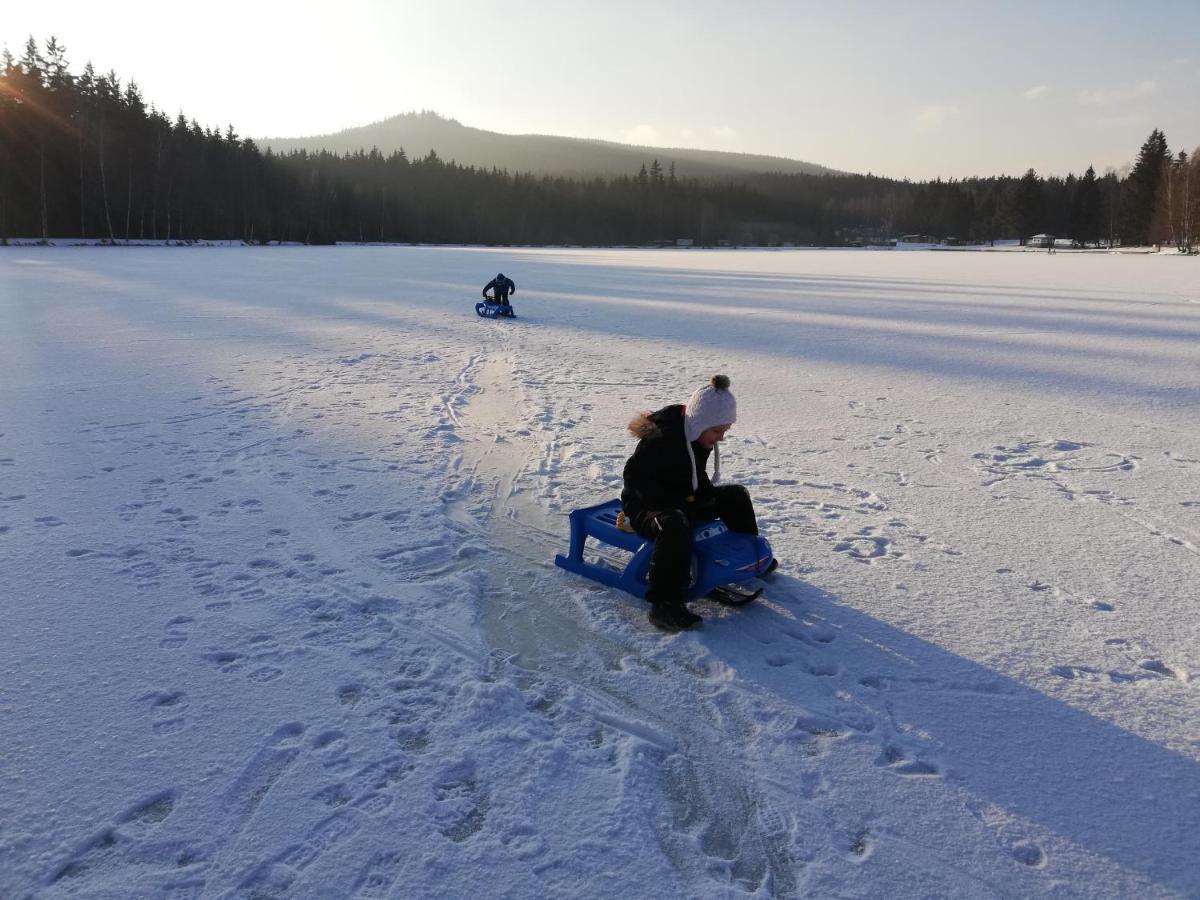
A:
[2,38,1197,249]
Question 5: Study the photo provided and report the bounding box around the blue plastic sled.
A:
[554,499,773,602]
[476,301,516,319]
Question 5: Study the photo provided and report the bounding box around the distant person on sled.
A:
[482,272,516,306]
[621,374,774,631]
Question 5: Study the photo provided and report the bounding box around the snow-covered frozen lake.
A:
[2,246,1198,899]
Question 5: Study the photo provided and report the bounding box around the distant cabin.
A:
[1028,233,1055,248]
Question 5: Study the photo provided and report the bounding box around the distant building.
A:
[837,225,891,247]
[1028,233,1055,248]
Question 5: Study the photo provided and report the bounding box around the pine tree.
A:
[1002,169,1043,240]
[44,36,69,87]
[1121,129,1171,246]
[20,36,45,78]
[1069,166,1102,246]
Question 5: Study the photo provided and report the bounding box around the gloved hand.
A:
[649,509,688,538]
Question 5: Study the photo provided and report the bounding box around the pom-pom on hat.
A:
[684,375,737,442]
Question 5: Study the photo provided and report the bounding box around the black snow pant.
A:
[487,288,511,306]
[626,484,758,607]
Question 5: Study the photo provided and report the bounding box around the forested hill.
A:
[259,112,841,180]
[2,39,1193,249]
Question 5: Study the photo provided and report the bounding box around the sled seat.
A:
[554,498,773,602]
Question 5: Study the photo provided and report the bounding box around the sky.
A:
[4,0,1198,180]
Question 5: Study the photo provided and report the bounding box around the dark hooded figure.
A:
[482,272,516,306]
[621,374,768,631]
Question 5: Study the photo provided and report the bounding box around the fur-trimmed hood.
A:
[627,404,683,441]
[622,404,719,503]
[627,411,661,440]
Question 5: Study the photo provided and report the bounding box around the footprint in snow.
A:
[140,689,189,735]
[278,809,362,872]
[1051,664,1101,681]
[350,851,406,899]
[247,666,285,683]
[849,829,875,861]
[343,755,417,816]
[791,715,852,751]
[876,744,941,777]
[804,660,841,677]
[433,770,489,843]
[312,782,355,809]
[311,729,352,768]
[1136,659,1185,680]
[48,790,184,886]
[161,616,194,650]
[833,533,895,563]
[1011,840,1047,868]
[223,722,306,829]
[1108,663,1182,684]
[203,650,243,673]
[337,682,371,708]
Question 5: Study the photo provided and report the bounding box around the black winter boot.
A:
[649,603,702,631]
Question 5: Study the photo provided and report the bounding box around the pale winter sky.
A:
[4,0,1198,180]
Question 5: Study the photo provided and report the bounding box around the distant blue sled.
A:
[554,499,773,602]
[476,301,516,319]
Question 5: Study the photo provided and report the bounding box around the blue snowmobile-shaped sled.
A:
[476,299,516,319]
[554,499,774,604]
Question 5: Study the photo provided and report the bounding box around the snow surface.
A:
[1,246,1198,899]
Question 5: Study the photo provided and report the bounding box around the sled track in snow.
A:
[441,347,815,896]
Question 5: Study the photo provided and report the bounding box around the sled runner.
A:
[554,498,774,603]
[476,300,516,319]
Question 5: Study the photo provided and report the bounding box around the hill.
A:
[259,111,842,180]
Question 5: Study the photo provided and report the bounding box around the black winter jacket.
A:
[482,275,516,298]
[621,404,714,517]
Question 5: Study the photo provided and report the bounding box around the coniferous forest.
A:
[2,38,1197,249]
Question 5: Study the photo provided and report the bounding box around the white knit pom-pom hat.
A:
[683,375,737,489]
[684,374,737,442]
